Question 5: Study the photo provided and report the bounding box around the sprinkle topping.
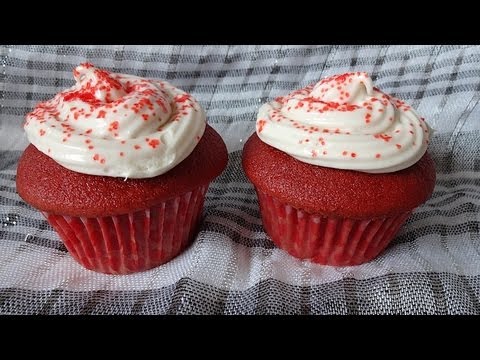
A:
[256,72,432,173]
[24,63,206,178]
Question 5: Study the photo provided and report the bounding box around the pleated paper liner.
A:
[43,185,208,274]
[256,188,412,266]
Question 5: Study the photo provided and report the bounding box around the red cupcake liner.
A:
[42,185,208,274]
[256,188,412,266]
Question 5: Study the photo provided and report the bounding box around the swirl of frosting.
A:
[24,63,206,178]
[256,72,432,173]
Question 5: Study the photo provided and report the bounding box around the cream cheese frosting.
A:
[24,63,206,178]
[256,72,431,173]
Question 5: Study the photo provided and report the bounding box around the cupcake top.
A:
[24,63,206,179]
[256,72,432,173]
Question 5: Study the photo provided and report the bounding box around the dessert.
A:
[17,63,228,274]
[242,72,436,266]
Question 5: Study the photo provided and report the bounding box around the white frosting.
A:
[24,63,206,179]
[256,72,432,173]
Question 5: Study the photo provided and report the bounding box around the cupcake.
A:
[17,63,228,274]
[242,72,436,266]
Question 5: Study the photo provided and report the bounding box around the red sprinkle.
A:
[148,139,161,149]
[257,119,267,133]
[63,90,98,104]
[374,134,392,142]
[175,94,190,103]
[109,121,119,131]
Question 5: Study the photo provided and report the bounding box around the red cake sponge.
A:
[242,133,435,219]
[17,125,227,217]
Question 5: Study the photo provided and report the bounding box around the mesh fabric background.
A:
[1,45,480,314]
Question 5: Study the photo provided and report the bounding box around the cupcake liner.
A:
[256,188,412,266]
[42,185,208,274]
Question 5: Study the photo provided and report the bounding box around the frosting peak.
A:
[24,63,206,178]
[71,63,127,103]
[257,72,432,173]
[310,72,373,103]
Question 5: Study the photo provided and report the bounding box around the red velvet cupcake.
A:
[242,72,436,266]
[17,63,228,274]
